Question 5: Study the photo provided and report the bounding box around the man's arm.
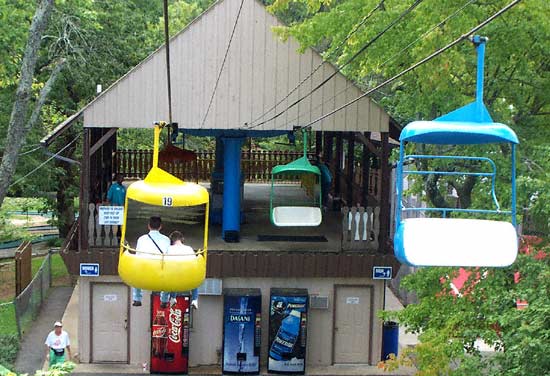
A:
[66,345,71,360]
[45,344,50,360]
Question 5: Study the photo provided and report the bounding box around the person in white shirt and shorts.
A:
[45,321,71,368]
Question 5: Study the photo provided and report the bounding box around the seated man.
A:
[160,231,199,309]
[132,216,170,307]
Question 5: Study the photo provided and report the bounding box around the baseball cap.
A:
[54,321,63,327]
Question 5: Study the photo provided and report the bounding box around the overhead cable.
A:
[10,135,79,187]
[163,0,173,126]
[300,0,523,130]
[200,0,246,128]
[244,0,425,130]
[247,0,386,127]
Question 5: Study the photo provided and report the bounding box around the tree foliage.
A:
[269,0,549,227]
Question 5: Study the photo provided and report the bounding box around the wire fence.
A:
[0,253,52,338]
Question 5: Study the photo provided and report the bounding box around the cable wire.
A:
[244,0,425,130]
[200,0,246,128]
[273,0,477,131]
[163,0,173,126]
[19,146,42,156]
[10,135,79,187]
[247,0,386,127]
[377,0,477,69]
[300,0,522,130]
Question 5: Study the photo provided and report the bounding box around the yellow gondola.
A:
[118,122,209,292]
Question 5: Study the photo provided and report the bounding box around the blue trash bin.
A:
[381,321,399,360]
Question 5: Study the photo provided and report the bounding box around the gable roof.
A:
[80,0,389,133]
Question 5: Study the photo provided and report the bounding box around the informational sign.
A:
[346,297,360,304]
[79,263,99,277]
[268,288,308,374]
[103,294,117,302]
[373,266,393,280]
[98,206,124,225]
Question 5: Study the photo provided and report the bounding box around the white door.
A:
[333,286,372,364]
[91,283,129,362]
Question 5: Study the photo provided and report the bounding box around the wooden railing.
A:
[114,149,316,182]
[341,206,380,251]
[87,203,121,247]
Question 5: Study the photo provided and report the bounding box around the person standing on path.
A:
[44,321,71,368]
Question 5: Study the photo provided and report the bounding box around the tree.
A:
[379,236,550,375]
[0,0,64,208]
[268,0,550,224]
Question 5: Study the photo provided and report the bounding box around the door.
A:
[91,283,129,362]
[333,285,372,364]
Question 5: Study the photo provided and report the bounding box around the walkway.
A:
[14,286,74,375]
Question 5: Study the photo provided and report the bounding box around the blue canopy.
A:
[400,101,519,145]
[400,120,519,145]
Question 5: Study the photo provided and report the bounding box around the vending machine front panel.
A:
[222,288,261,374]
[268,288,308,374]
[150,293,190,374]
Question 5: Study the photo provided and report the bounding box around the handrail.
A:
[121,242,206,257]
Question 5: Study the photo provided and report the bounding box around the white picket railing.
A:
[341,206,380,251]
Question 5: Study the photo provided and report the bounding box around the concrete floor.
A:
[124,183,349,253]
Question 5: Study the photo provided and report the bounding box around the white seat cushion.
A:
[272,206,322,227]
[394,218,518,267]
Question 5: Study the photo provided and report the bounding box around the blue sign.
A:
[373,266,392,280]
[80,263,99,276]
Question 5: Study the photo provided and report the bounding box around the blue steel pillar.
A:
[222,137,244,242]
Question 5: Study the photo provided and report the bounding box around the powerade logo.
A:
[287,303,305,309]
[230,314,251,322]
[274,336,294,348]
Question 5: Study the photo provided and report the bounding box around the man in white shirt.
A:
[132,216,170,306]
[45,321,71,368]
[160,231,199,309]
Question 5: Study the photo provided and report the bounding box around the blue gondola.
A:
[394,36,519,267]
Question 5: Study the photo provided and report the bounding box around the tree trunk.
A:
[55,128,78,238]
[0,0,55,208]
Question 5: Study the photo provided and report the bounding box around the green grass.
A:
[31,253,68,281]
[0,197,49,213]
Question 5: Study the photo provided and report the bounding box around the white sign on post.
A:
[98,206,124,225]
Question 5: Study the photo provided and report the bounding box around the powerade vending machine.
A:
[222,288,261,374]
[150,293,190,374]
[268,288,308,374]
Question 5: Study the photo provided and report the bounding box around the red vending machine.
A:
[150,293,190,374]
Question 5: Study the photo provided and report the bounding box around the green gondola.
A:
[270,130,322,227]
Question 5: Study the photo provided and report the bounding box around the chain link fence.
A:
[0,253,52,339]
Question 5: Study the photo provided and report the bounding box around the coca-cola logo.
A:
[169,307,182,343]
[152,325,167,338]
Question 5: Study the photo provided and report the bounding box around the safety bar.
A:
[402,154,501,212]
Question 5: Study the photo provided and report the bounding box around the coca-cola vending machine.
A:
[150,293,190,374]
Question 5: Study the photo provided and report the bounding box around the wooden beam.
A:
[378,132,391,254]
[362,136,371,206]
[89,128,117,156]
[79,129,90,252]
[346,133,355,205]
[334,133,343,198]
[315,131,322,156]
[355,132,381,158]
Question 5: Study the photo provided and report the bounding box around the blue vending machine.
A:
[268,288,308,374]
[222,288,261,374]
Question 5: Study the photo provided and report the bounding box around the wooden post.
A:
[362,132,371,206]
[323,132,332,162]
[315,131,322,157]
[334,133,343,199]
[79,128,90,252]
[346,133,355,205]
[378,132,391,254]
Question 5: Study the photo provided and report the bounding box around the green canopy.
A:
[272,156,320,176]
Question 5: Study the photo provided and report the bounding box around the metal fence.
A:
[1,253,52,338]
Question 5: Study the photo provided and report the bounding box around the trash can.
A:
[381,321,399,360]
